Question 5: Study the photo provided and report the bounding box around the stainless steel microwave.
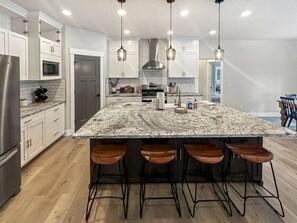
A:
[42,60,59,76]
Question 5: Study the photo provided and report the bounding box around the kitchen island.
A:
[73,102,296,182]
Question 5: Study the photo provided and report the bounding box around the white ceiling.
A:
[10,0,297,40]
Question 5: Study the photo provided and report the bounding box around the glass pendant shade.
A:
[117,46,127,61]
[214,48,224,60]
[166,46,176,60]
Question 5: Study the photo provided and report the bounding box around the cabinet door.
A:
[183,53,198,78]
[0,28,8,54]
[8,31,28,80]
[40,37,52,55]
[108,40,122,53]
[20,127,27,167]
[52,42,61,57]
[125,40,138,53]
[168,53,183,77]
[171,40,183,53]
[183,40,198,53]
[108,54,124,77]
[124,54,138,78]
[27,118,44,161]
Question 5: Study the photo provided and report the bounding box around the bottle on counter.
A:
[187,99,193,109]
[193,98,198,109]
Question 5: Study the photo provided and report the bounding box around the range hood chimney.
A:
[142,38,165,70]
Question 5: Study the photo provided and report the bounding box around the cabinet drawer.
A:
[46,122,64,146]
[45,104,64,116]
[21,111,44,127]
[106,97,131,104]
[131,97,142,102]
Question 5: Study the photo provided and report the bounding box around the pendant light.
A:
[214,0,224,60]
[117,0,127,61]
[166,0,176,60]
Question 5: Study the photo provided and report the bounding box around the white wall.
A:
[200,39,297,115]
[63,26,107,131]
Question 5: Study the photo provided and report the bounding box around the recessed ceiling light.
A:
[118,9,126,16]
[167,30,173,35]
[180,10,190,17]
[62,9,72,16]
[124,30,130,35]
[209,30,216,35]
[241,10,252,17]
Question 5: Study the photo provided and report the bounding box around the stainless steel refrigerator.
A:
[0,54,21,207]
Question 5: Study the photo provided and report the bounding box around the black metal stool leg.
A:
[86,164,100,221]
[167,162,181,217]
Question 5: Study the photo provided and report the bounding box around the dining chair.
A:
[280,97,297,131]
[286,94,297,100]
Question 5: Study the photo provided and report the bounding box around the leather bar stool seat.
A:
[91,144,126,165]
[141,144,175,164]
[184,144,224,164]
[226,144,273,163]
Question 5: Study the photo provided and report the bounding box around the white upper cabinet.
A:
[108,39,139,78]
[168,40,199,78]
[8,31,28,80]
[0,28,8,54]
[27,12,63,80]
[40,37,61,57]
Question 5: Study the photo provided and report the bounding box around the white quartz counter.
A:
[73,102,296,139]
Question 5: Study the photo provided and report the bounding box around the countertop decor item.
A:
[34,86,48,102]
[110,78,119,93]
[20,99,28,107]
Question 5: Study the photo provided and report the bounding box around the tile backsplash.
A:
[108,39,195,93]
[20,79,66,103]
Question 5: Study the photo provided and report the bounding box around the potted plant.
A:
[109,78,119,94]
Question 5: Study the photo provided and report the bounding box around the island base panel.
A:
[89,137,263,184]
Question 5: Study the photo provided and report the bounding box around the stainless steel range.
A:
[141,84,164,102]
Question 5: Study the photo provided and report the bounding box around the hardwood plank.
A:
[0,136,296,223]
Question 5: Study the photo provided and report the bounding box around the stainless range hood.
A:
[142,38,165,70]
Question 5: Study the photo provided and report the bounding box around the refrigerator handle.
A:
[0,149,18,167]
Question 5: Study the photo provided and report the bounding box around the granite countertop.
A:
[73,102,296,139]
[106,93,142,97]
[166,92,202,97]
[21,100,65,119]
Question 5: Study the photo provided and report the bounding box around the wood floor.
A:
[0,136,296,223]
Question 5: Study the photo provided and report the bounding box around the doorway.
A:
[74,55,101,131]
[198,59,222,103]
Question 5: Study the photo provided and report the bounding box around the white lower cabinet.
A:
[20,111,45,167]
[20,103,65,167]
[106,97,142,105]
[45,104,65,146]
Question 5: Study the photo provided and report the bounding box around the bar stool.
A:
[225,143,284,217]
[182,143,232,217]
[140,144,181,218]
[85,144,129,221]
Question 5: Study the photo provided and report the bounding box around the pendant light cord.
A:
[169,2,172,48]
[218,2,221,49]
[121,1,123,48]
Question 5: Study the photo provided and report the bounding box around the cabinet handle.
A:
[54,108,59,112]
[29,139,32,147]
[54,131,60,136]
[24,119,32,124]
[54,118,59,122]
[26,140,30,148]
[116,99,122,101]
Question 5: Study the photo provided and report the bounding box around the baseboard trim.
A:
[64,129,73,136]
[247,112,280,117]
